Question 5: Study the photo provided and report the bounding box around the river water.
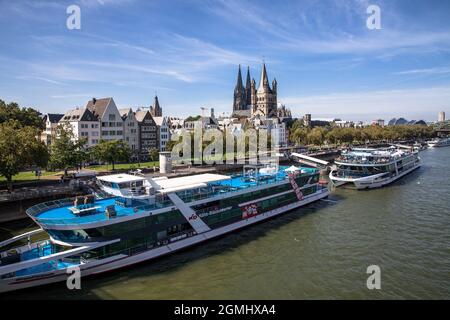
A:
[3,147,450,299]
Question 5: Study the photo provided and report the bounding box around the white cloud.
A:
[395,67,450,76]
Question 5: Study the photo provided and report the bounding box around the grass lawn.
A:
[84,161,159,172]
[0,161,159,186]
[0,170,62,183]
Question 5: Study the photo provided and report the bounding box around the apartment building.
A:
[119,108,139,152]
[135,110,158,160]
[86,97,124,142]
[40,113,64,146]
[59,108,100,147]
[153,116,170,151]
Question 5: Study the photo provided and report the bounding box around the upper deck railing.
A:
[336,150,415,165]
[27,169,317,227]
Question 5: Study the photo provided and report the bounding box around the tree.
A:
[0,121,49,191]
[291,127,309,145]
[49,123,88,175]
[91,139,131,170]
[148,147,159,162]
[307,127,326,145]
[0,99,43,129]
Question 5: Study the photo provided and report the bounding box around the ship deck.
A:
[29,166,317,227]
[15,243,78,276]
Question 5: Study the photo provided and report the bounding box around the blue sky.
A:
[1,0,450,122]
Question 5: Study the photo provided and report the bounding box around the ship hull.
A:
[330,163,420,190]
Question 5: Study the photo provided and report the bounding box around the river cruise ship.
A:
[329,147,420,189]
[0,165,329,293]
[427,137,450,148]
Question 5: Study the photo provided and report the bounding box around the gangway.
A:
[166,193,211,234]
[0,228,43,248]
[290,152,329,168]
[392,144,413,150]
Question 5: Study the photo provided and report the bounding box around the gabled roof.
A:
[135,110,151,122]
[43,113,64,123]
[61,108,96,122]
[119,108,132,120]
[86,97,113,119]
[152,116,167,126]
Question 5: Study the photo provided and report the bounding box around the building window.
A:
[109,114,116,121]
[117,130,123,136]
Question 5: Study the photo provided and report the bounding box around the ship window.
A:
[157,230,167,240]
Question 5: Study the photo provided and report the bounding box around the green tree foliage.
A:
[49,123,88,175]
[148,147,159,161]
[307,127,327,145]
[290,124,435,146]
[0,99,43,129]
[291,127,309,145]
[91,139,131,170]
[0,121,49,191]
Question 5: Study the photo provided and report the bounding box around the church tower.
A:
[150,95,162,117]
[253,63,277,118]
[233,65,246,112]
[232,63,277,118]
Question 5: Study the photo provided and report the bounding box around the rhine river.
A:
[2,147,450,299]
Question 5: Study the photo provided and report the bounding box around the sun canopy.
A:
[154,173,231,193]
[284,165,300,172]
[97,174,146,184]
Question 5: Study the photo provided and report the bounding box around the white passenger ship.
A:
[0,164,329,293]
[329,147,420,189]
[427,137,450,148]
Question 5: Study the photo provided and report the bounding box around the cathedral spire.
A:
[258,62,270,92]
[235,65,243,91]
[154,95,160,110]
[151,94,162,117]
[245,66,251,89]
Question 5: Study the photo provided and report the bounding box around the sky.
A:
[0,0,450,122]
